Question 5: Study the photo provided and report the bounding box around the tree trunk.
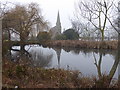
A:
[98,53,102,78]
[20,33,25,51]
[101,30,104,41]
[108,33,120,84]
[20,43,25,51]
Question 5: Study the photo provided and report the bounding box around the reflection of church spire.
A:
[53,47,61,68]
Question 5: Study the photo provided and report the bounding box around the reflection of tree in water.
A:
[71,49,80,55]
[8,50,31,62]
[93,45,120,87]
[71,48,116,58]
[61,46,116,57]
[8,46,53,68]
[29,49,53,68]
[93,52,103,78]
[62,47,71,52]
[106,34,120,85]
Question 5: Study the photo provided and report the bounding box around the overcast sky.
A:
[1,0,119,31]
[1,0,79,31]
[39,0,78,30]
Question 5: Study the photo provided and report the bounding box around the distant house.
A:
[49,11,62,39]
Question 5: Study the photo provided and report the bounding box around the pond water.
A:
[11,45,120,79]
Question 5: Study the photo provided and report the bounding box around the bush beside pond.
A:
[37,32,51,41]
[44,40,118,50]
[3,58,120,88]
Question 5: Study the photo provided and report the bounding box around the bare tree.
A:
[2,3,48,50]
[0,2,7,18]
[73,1,120,86]
[71,20,96,40]
[74,0,115,41]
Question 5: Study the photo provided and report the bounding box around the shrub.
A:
[37,32,51,41]
[55,34,66,40]
[2,41,10,56]
[63,28,79,40]
[16,65,26,77]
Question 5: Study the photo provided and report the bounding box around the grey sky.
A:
[1,0,119,31]
[1,0,78,31]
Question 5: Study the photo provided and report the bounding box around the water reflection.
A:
[53,47,120,81]
[29,48,53,68]
[93,52,103,78]
[62,47,117,56]
[5,45,120,81]
[52,47,61,68]
[108,47,120,82]
[10,45,53,68]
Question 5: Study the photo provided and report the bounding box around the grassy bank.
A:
[3,59,120,88]
[43,40,117,50]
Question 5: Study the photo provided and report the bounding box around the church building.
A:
[50,11,62,39]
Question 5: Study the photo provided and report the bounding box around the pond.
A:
[10,45,120,79]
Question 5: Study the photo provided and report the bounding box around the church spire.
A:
[56,11,61,34]
[56,11,61,26]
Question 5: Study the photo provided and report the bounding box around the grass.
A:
[2,58,120,88]
[43,40,118,50]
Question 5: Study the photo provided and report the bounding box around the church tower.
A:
[50,11,62,39]
[56,11,61,34]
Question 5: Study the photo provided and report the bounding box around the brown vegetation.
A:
[44,40,118,50]
[3,58,120,88]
